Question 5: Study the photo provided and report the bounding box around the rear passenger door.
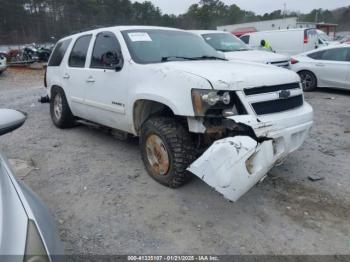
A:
[83,31,129,130]
[65,34,92,118]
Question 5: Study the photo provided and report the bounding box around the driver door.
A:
[83,31,129,131]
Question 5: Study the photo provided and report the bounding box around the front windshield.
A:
[202,33,251,52]
[122,29,223,64]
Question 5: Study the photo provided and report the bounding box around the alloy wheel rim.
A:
[301,73,313,89]
[53,94,63,120]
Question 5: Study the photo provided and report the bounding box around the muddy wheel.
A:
[50,87,75,128]
[140,117,196,188]
[298,70,317,92]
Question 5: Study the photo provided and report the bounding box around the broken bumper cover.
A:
[188,136,274,202]
[188,102,313,202]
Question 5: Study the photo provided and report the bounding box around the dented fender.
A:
[188,136,274,202]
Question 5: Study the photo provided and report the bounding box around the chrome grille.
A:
[243,82,304,115]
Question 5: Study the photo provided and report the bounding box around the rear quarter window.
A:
[48,39,72,67]
[307,50,325,60]
[69,35,92,68]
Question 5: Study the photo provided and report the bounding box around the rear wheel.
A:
[50,87,75,128]
[140,117,196,188]
[298,70,317,92]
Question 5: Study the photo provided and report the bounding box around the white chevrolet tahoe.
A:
[46,26,313,201]
[190,30,290,68]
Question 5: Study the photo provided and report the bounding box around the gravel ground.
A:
[0,67,350,255]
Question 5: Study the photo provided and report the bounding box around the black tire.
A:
[140,117,196,188]
[50,87,75,128]
[298,70,317,92]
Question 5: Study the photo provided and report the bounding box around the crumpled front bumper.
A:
[188,103,313,202]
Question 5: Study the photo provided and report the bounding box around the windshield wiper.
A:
[161,56,197,62]
[161,55,227,62]
[191,55,227,61]
[216,49,230,52]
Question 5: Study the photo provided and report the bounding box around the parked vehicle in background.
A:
[240,28,320,56]
[0,52,6,74]
[46,26,313,201]
[36,46,52,62]
[290,44,350,91]
[190,30,290,68]
[340,36,350,44]
[5,44,52,64]
[0,109,64,261]
[316,30,340,46]
[23,45,40,61]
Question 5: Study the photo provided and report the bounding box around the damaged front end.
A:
[187,86,313,201]
[188,116,276,202]
[188,136,274,202]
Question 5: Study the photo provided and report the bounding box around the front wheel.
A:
[298,70,317,92]
[140,117,196,188]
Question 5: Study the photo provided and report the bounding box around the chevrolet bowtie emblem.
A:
[279,90,291,99]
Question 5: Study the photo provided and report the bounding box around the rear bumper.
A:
[188,103,313,201]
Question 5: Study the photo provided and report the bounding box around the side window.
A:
[69,35,92,68]
[91,32,123,69]
[48,39,72,66]
[321,48,349,62]
[308,50,325,60]
[240,35,250,44]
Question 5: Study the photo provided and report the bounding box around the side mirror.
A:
[0,109,26,136]
[102,51,124,71]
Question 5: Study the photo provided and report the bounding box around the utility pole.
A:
[283,2,286,20]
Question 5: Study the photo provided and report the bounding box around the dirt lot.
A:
[1,67,350,255]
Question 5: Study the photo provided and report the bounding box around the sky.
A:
[132,0,350,15]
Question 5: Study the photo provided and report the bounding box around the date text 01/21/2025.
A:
[127,255,220,261]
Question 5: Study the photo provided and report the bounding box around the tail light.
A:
[304,30,309,44]
[290,58,299,65]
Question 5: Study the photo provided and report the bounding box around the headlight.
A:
[191,89,235,116]
[24,220,49,262]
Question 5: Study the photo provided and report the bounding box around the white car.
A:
[0,53,7,74]
[191,30,290,67]
[46,26,313,201]
[290,44,350,91]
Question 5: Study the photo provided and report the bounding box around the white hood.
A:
[224,50,290,64]
[152,60,299,91]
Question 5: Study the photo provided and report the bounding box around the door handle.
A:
[315,63,325,67]
[86,77,95,83]
[63,73,70,79]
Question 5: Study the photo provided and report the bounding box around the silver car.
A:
[0,109,64,262]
